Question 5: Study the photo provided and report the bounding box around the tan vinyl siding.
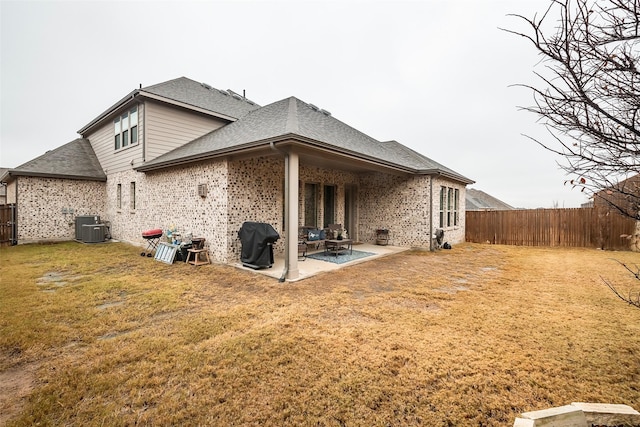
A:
[86,104,144,174]
[145,101,228,161]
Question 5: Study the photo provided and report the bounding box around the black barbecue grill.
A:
[238,222,280,269]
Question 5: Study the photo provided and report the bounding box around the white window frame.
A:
[114,106,138,151]
[439,186,460,228]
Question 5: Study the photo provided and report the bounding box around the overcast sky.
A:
[0,0,591,208]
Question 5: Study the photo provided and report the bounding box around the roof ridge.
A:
[286,97,299,134]
[141,76,191,91]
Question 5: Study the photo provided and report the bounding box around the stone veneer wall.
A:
[359,173,431,247]
[358,173,466,248]
[226,157,285,260]
[14,177,106,242]
[218,157,360,261]
[105,155,468,262]
[6,181,16,204]
[106,160,230,263]
[432,176,467,245]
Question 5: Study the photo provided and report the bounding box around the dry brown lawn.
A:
[0,241,639,426]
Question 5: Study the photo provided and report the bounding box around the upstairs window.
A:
[114,106,138,150]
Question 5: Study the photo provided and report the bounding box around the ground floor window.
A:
[323,185,336,228]
[130,182,136,210]
[439,186,459,228]
[304,183,318,227]
[117,184,122,209]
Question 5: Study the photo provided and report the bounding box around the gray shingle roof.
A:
[0,168,8,196]
[138,96,474,184]
[3,138,106,181]
[78,77,260,135]
[466,188,514,211]
[141,77,261,120]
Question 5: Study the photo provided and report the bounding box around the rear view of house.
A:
[1,77,473,279]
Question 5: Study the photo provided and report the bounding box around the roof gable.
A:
[79,77,261,135]
[5,138,106,181]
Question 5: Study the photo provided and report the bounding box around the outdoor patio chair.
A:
[298,241,307,260]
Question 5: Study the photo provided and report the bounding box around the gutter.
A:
[3,171,107,182]
[417,169,475,186]
[136,134,415,174]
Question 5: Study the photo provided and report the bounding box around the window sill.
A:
[114,142,139,153]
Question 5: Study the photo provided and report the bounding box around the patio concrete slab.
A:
[234,243,409,281]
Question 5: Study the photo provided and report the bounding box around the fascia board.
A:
[77,89,139,135]
[136,134,413,174]
[417,169,475,185]
[287,137,414,174]
[6,170,107,181]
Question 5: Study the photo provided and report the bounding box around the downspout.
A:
[13,177,18,245]
[270,141,289,282]
[429,176,434,251]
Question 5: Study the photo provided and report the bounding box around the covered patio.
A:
[236,242,409,282]
[135,96,472,274]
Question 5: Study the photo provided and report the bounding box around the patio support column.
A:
[285,151,299,280]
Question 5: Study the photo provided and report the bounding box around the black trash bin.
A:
[238,222,280,269]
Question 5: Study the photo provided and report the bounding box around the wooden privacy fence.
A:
[0,204,17,246]
[466,207,638,251]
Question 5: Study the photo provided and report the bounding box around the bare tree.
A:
[602,260,640,308]
[503,0,640,219]
[504,0,640,308]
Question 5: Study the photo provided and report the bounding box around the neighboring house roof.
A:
[594,173,640,217]
[466,188,514,211]
[0,138,106,183]
[137,96,474,184]
[0,168,8,197]
[78,77,261,135]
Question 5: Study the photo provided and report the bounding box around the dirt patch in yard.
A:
[0,362,39,425]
